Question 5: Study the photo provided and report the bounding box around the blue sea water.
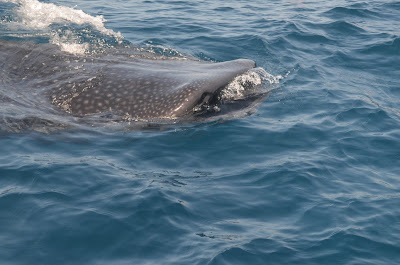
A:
[0,0,400,264]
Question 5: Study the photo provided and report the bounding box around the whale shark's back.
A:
[52,58,256,120]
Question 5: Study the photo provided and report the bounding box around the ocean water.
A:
[0,0,400,264]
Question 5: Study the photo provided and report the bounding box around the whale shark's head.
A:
[175,59,257,118]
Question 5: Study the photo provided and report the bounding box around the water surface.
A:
[0,0,399,264]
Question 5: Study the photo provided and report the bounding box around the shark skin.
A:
[0,40,256,121]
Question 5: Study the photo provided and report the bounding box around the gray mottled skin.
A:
[0,40,255,120]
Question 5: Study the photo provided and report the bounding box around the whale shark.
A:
[0,40,260,122]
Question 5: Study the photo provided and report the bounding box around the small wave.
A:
[213,6,235,12]
[359,37,400,56]
[286,31,334,45]
[324,6,379,19]
[381,1,400,10]
[302,20,367,41]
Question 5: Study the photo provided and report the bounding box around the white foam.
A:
[220,67,283,101]
[2,0,123,54]
[5,0,121,36]
[50,30,89,55]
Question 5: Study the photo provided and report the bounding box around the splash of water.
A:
[2,0,123,54]
[220,67,283,101]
